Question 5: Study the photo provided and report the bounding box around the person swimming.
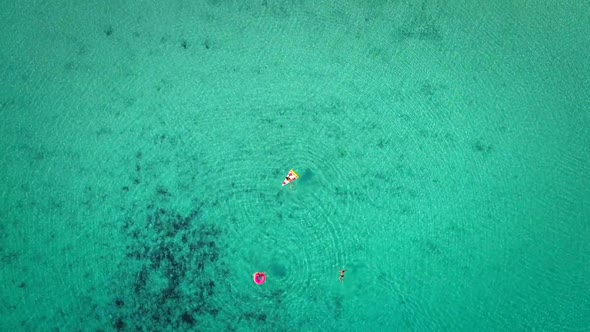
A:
[339,270,346,282]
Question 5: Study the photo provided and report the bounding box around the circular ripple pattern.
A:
[199,102,386,319]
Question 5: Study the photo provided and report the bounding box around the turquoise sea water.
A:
[1,1,589,331]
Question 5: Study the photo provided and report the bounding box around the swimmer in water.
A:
[339,270,346,282]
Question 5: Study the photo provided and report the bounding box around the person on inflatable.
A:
[253,272,267,285]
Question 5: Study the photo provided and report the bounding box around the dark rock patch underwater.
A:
[114,187,230,331]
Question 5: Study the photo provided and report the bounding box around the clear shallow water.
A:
[1,1,589,331]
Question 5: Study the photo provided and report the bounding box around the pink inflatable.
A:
[253,272,267,285]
